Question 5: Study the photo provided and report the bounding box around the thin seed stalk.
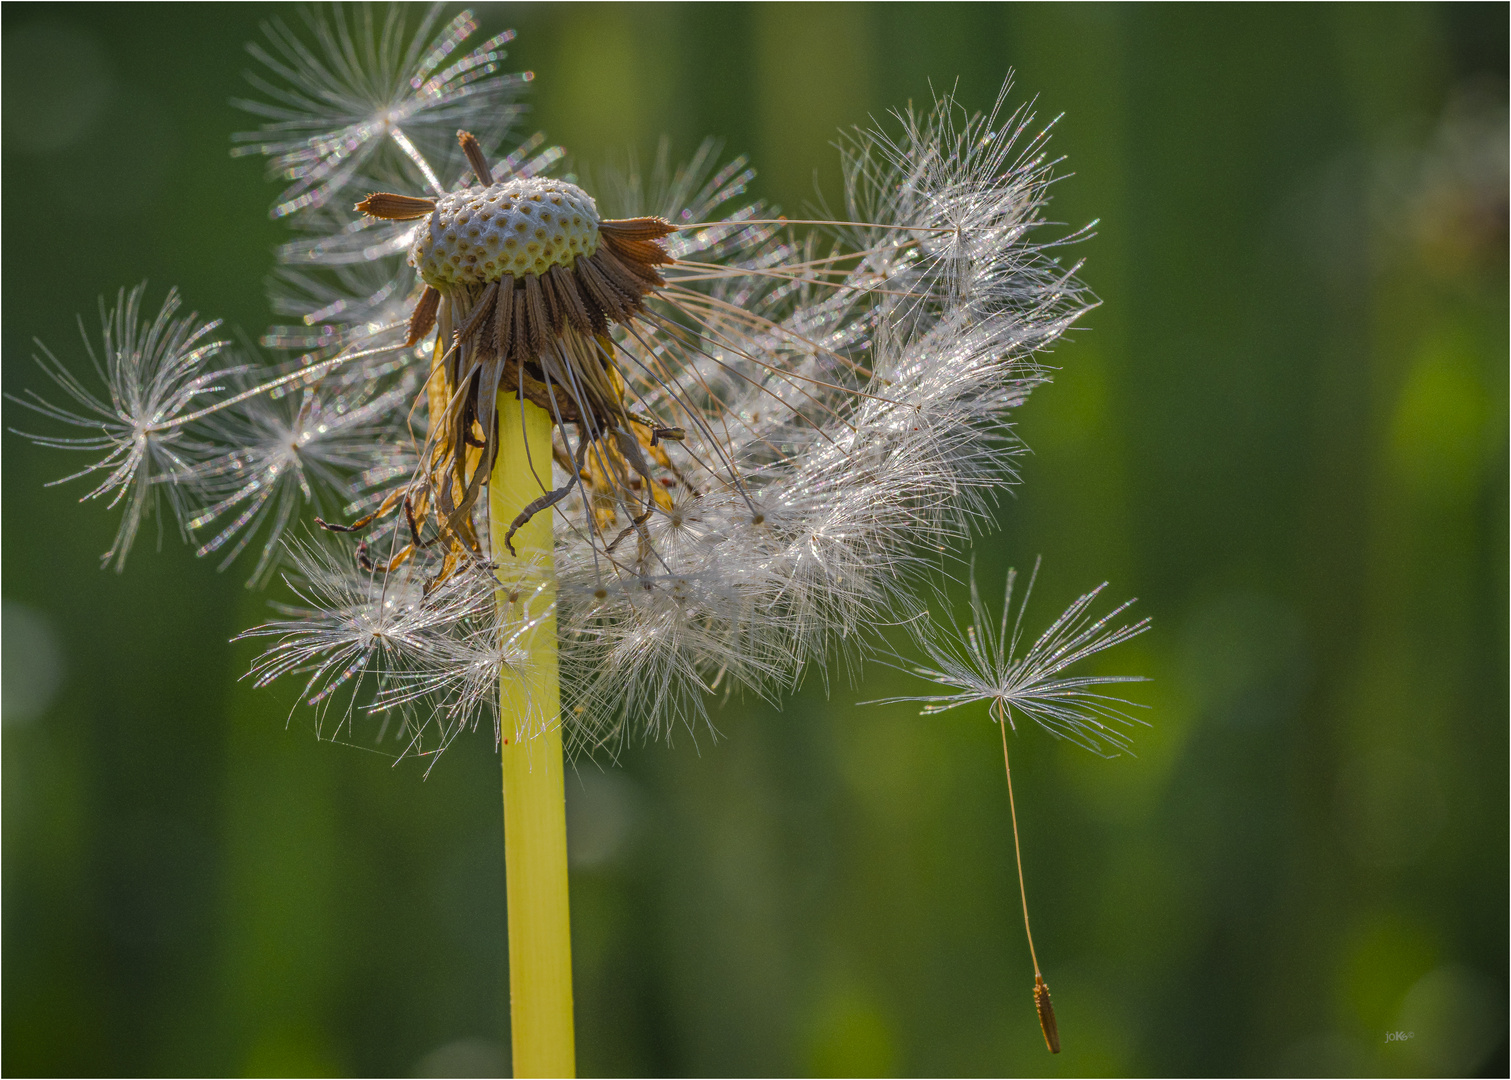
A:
[489,392,575,1078]
[1000,710,1060,1055]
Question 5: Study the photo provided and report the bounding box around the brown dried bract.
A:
[406,285,441,346]
[354,192,438,220]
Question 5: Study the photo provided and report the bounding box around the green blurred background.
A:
[3,3,1506,1076]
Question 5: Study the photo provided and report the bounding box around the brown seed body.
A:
[1034,975,1061,1054]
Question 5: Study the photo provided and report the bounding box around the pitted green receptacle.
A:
[408,177,601,286]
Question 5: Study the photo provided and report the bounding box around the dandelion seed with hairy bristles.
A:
[9,285,228,570]
[232,4,530,219]
[188,369,421,585]
[877,557,1152,754]
[871,557,1150,1054]
[238,538,531,760]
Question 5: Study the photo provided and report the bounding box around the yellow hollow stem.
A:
[490,393,575,1078]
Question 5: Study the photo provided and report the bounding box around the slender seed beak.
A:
[1002,707,1060,1053]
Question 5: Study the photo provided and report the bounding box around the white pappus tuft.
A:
[9,285,229,570]
[232,3,529,219]
[186,368,421,586]
[240,540,539,767]
[871,558,1151,755]
[14,289,421,579]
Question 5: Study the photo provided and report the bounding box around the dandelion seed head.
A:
[32,32,1109,767]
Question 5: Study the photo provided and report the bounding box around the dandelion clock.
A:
[13,6,1149,1073]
